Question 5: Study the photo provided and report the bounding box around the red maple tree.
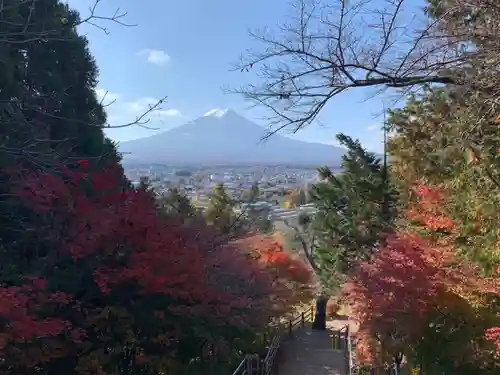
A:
[345,183,500,368]
[0,161,286,373]
[344,232,447,362]
[485,268,500,362]
[485,327,500,359]
[232,234,314,317]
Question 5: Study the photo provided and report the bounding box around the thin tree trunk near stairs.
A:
[312,296,327,330]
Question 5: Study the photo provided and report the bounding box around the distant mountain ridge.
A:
[118,109,347,167]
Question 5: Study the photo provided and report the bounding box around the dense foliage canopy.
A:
[3,0,500,374]
[0,1,315,374]
[0,162,314,374]
[235,0,500,372]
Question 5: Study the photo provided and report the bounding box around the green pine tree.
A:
[312,133,398,275]
[241,182,260,202]
[245,204,273,234]
[0,0,128,280]
[0,0,121,166]
[159,188,196,220]
[204,183,236,233]
[138,176,153,192]
[249,182,260,201]
[303,133,398,330]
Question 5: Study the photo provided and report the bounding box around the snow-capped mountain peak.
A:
[203,108,229,118]
[119,109,348,166]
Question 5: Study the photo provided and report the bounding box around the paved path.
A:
[277,320,351,375]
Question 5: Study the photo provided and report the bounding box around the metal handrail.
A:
[343,324,353,375]
[348,331,401,375]
[232,306,315,375]
[261,336,280,375]
[231,357,247,375]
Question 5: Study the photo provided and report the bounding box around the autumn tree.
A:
[0,0,162,287]
[378,6,500,365]
[288,188,307,207]
[233,234,314,319]
[345,184,500,373]
[485,327,500,361]
[384,98,500,372]
[376,3,500,369]
[387,86,500,273]
[0,161,294,375]
[345,232,452,371]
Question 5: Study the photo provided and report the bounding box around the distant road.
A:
[271,204,317,221]
[234,204,317,223]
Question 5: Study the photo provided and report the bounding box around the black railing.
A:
[352,364,401,375]
[343,329,403,375]
[232,306,315,375]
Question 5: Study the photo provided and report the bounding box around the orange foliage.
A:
[407,183,455,233]
[326,300,340,318]
[345,232,451,362]
[0,162,304,374]
[234,234,314,316]
[344,183,499,365]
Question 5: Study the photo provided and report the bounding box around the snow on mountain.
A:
[118,109,346,166]
[203,108,229,117]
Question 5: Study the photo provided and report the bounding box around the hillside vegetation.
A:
[0,1,499,375]
[237,0,500,373]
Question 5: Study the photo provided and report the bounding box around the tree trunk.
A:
[394,353,403,375]
[312,296,328,330]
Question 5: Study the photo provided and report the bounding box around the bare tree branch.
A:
[78,0,137,33]
[0,0,168,167]
[0,0,166,131]
[283,218,320,272]
[229,0,469,136]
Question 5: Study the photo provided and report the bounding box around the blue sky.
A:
[70,0,425,152]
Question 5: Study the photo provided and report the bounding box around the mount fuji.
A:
[118,109,346,166]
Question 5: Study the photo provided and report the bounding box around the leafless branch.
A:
[0,0,135,45]
[283,218,320,272]
[229,0,469,136]
[0,0,168,168]
[0,0,166,131]
[78,0,137,34]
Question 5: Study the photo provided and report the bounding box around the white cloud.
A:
[367,124,379,131]
[136,49,171,66]
[161,109,182,117]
